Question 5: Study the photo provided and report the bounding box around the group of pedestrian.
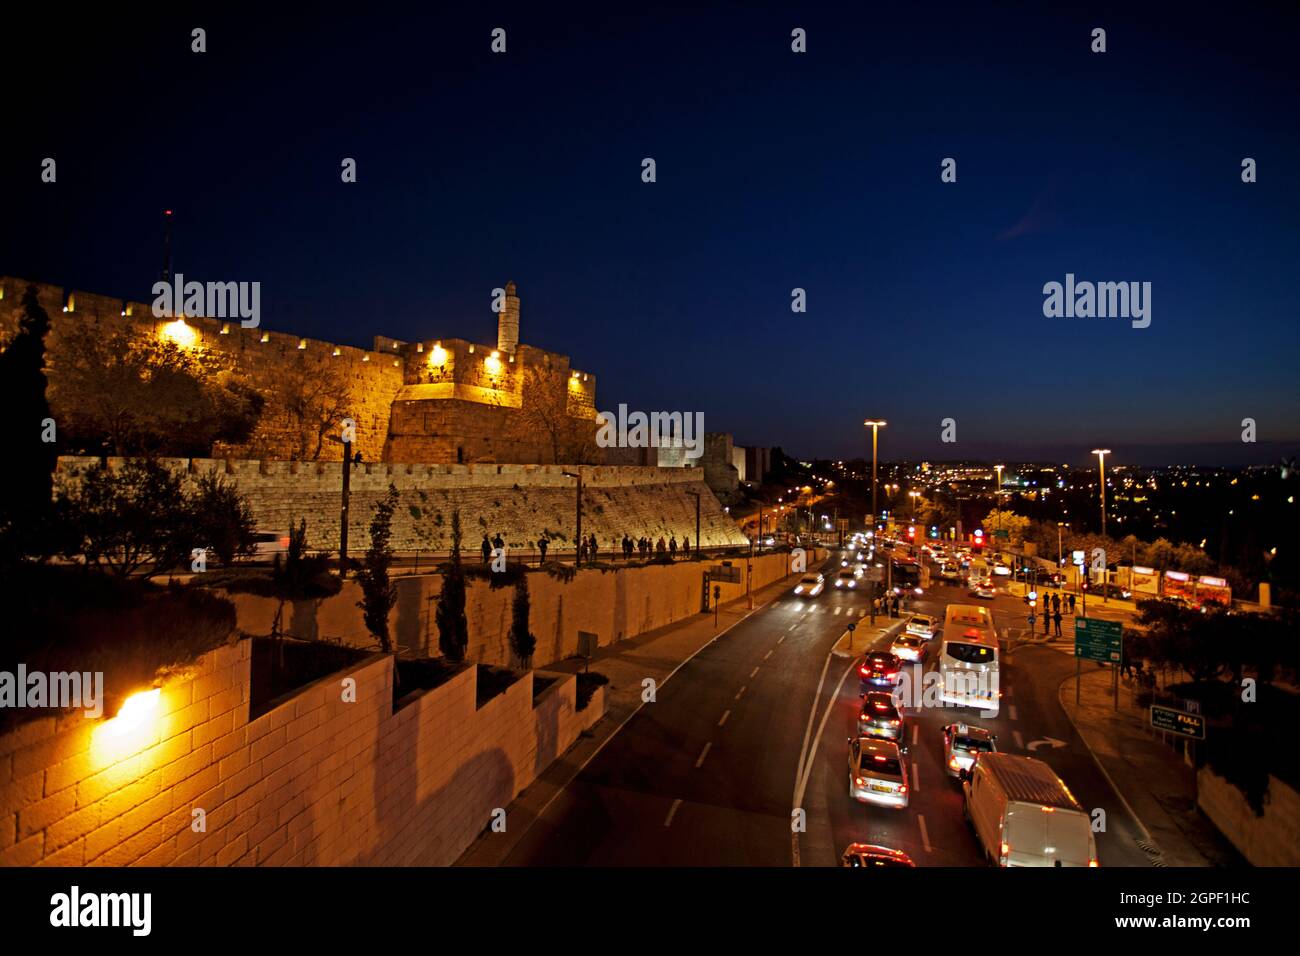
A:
[1039,590,1077,637]
[480,533,506,564]
[872,593,903,618]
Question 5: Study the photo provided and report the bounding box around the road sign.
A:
[1075,617,1122,662]
[993,529,1010,538]
[846,622,857,632]
[1150,705,1206,740]
[710,564,741,583]
[863,566,884,582]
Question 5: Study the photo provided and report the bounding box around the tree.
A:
[981,509,1030,545]
[188,471,257,566]
[436,509,469,660]
[272,359,355,460]
[509,573,537,669]
[48,323,263,455]
[356,485,400,654]
[508,364,577,464]
[0,285,58,564]
[55,459,189,577]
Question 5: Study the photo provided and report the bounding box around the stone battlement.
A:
[1,276,597,466]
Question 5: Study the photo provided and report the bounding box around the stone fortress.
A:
[0,275,754,551]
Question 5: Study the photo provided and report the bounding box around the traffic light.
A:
[907,526,915,540]
[1081,577,1090,592]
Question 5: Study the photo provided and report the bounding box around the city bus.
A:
[939,604,1001,716]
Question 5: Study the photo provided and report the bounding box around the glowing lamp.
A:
[109,688,161,737]
[162,318,197,348]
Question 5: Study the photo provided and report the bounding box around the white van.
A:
[961,752,1098,867]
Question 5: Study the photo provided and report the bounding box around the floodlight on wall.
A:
[429,344,447,367]
[298,339,307,350]
[161,317,197,348]
[333,347,342,357]
[221,323,231,334]
[485,350,502,375]
[260,332,270,343]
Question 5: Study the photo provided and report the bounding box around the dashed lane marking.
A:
[918,814,933,852]
[750,666,760,678]
[1013,730,1024,749]
[718,710,730,727]
[735,686,747,701]
[664,799,682,827]
[695,742,712,768]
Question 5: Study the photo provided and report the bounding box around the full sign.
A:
[1150,705,1206,740]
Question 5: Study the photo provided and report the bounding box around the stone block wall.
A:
[54,456,751,555]
[0,638,606,866]
[1197,767,1300,866]
[226,549,809,665]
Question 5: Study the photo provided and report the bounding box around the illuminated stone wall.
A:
[0,277,596,465]
[0,639,606,866]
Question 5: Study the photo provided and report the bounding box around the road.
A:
[494,550,1152,866]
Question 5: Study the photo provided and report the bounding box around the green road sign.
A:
[1150,705,1206,740]
[1075,617,1122,663]
[992,529,1010,538]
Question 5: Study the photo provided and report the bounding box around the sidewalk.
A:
[456,572,807,866]
[1058,664,1237,867]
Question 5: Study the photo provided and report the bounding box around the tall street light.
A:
[1091,450,1111,538]
[1057,521,1069,566]
[864,420,887,535]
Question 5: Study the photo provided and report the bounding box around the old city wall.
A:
[0,279,404,464]
[1,278,597,466]
[54,457,750,555]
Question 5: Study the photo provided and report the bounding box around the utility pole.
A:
[563,469,583,565]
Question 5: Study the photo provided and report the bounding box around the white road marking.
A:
[735,685,747,700]
[764,649,774,660]
[788,623,798,632]
[834,606,843,615]
[911,760,920,793]
[1006,684,1015,698]
[777,635,785,644]
[695,742,712,768]
[718,710,730,727]
[1013,730,1024,749]
[918,814,933,852]
[664,799,682,827]
[1009,704,1019,721]
[750,666,760,678]
[911,724,919,746]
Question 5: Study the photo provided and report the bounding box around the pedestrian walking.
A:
[492,533,504,555]
[589,533,598,563]
[657,536,667,554]
[669,536,678,558]
[683,536,691,556]
[537,537,548,564]
[480,534,491,565]
[1052,592,1061,614]
[1053,608,1062,638]
[1068,593,1076,614]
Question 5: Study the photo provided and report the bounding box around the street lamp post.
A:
[864,420,887,536]
[687,490,701,559]
[326,432,362,575]
[562,469,583,565]
[1057,521,1069,566]
[1091,449,1111,538]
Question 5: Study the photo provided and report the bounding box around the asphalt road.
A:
[498,552,1152,867]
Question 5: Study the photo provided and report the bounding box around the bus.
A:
[939,604,1001,716]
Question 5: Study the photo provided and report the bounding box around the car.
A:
[906,613,937,639]
[834,568,860,589]
[840,843,915,867]
[848,737,909,808]
[969,578,996,599]
[942,722,997,777]
[1093,583,1133,600]
[938,564,963,583]
[858,651,902,689]
[890,632,928,663]
[857,691,903,740]
[794,573,824,597]
[251,530,291,558]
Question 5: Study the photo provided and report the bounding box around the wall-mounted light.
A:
[109,688,161,737]
[63,292,75,313]
[468,344,476,354]
[260,332,270,343]
[161,317,197,348]
[332,347,342,357]
[485,350,502,375]
[429,344,447,367]
[298,339,307,350]
[220,323,231,334]
[362,354,370,362]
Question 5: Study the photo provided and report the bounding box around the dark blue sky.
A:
[6,2,1298,465]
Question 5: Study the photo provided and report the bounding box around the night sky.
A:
[5,3,1298,466]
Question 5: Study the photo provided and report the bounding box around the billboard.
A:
[1162,570,1195,603]
[1196,575,1232,608]
[1129,565,1160,596]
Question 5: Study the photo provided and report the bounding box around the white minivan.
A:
[961,752,1098,867]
